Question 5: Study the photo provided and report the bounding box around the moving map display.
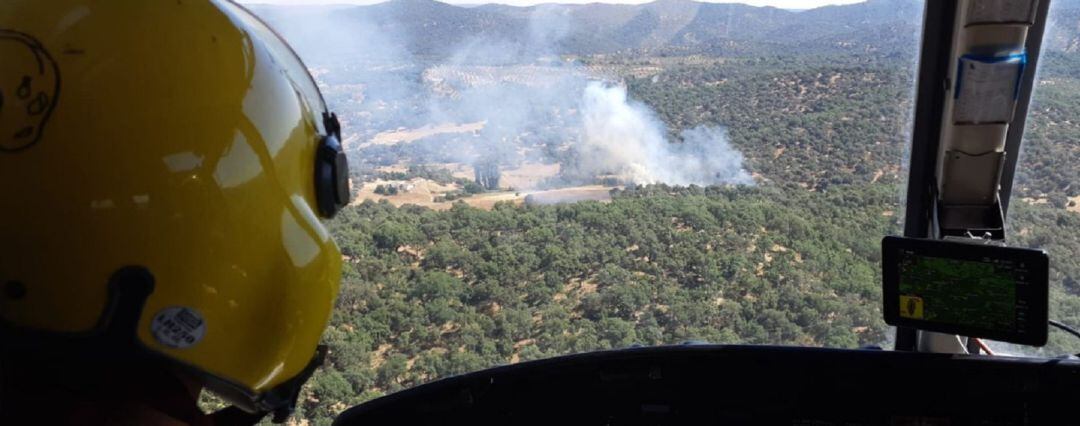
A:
[898,254,1019,331]
[882,237,1048,346]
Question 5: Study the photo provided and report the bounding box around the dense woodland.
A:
[235,1,1080,424]
[626,55,914,190]
[284,56,1080,424]
[293,183,895,420]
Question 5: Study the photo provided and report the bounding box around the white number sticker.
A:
[151,306,206,349]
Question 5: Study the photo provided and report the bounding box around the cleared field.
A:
[524,186,613,205]
[360,122,485,148]
[500,163,560,190]
[352,178,614,211]
[352,178,458,208]
[460,192,526,209]
[429,162,560,191]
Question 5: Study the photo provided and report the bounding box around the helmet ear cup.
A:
[315,112,349,218]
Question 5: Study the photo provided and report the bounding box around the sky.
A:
[237,0,864,8]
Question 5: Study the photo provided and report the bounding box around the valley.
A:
[231,1,1080,423]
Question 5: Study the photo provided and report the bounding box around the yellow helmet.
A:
[0,0,349,419]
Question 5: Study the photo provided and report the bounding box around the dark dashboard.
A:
[334,345,1080,425]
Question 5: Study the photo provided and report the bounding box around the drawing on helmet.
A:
[0,30,59,152]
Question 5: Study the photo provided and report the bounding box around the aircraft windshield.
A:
[212,0,1066,420]
[1005,0,1080,357]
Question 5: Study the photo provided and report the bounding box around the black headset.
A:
[314,111,350,218]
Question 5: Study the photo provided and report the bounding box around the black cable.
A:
[1048,320,1080,340]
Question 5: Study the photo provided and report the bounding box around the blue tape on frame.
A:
[954,52,1027,100]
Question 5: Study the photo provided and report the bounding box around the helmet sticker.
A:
[0,30,60,152]
[151,306,207,349]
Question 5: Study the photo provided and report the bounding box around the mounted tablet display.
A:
[882,236,1048,346]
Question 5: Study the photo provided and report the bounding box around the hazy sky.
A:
[238,0,864,8]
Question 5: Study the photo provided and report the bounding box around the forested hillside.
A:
[625,55,913,189]
[235,1,1080,424]
[297,183,897,420]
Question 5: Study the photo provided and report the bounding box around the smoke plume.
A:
[250,2,752,188]
[579,82,751,185]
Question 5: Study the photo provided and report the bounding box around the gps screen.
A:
[898,253,1023,331]
[882,237,1048,346]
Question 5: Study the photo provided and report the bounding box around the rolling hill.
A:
[249,0,927,61]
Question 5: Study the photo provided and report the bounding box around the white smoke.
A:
[579,82,751,186]
[252,4,753,188]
